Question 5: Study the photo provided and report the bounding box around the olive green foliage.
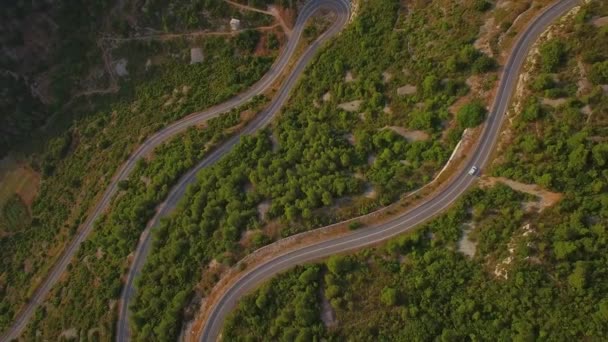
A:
[457,102,487,128]
[539,40,567,73]
[222,3,608,341]
[223,265,324,341]
[21,104,257,339]
[131,0,498,338]
[1,36,274,337]
[590,60,608,85]
[380,287,398,306]
[225,177,608,340]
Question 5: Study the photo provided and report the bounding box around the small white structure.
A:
[114,58,129,77]
[230,18,241,31]
[190,48,204,64]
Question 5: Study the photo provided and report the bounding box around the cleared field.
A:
[0,156,40,208]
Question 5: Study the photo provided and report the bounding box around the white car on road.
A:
[468,166,479,176]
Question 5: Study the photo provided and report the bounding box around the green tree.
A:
[327,255,351,275]
[568,262,587,291]
[380,287,398,306]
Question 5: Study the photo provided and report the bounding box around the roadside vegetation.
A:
[0,0,283,334]
[130,0,504,339]
[20,99,266,340]
[223,2,608,340]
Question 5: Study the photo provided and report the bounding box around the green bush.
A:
[380,287,398,306]
[539,40,567,72]
[531,74,556,91]
[457,102,487,128]
[590,61,608,85]
[473,0,492,12]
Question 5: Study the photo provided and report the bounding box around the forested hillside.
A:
[1,0,286,334]
[0,0,287,157]
[129,0,509,339]
[224,2,608,340]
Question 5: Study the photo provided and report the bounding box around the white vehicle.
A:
[468,166,479,176]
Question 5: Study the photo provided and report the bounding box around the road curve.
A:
[0,1,350,341]
[199,1,581,341]
[115,1,352,341]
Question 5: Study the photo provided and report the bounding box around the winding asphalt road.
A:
[199,0,581,341]
[0,1,349,341]
[116,0,352,341]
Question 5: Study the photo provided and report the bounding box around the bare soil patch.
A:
[382,71,392,83]
[592,16,608,27]
[458,223,477,258]
[363,183,377,199]
[479,176,562,211]
[320,284,337,328]
[338,100,362,112]
[383,126,429,142]
[475,15,497,57]
[344,71,355,83]
[542,97,567,107]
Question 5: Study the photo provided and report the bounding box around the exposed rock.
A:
[397,84,417,96]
